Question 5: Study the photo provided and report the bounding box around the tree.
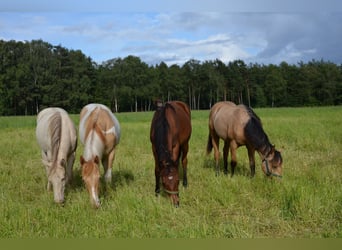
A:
[264,64,287,107]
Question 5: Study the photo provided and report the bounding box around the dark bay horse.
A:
[150,100,192,207]
[207,101,282,178]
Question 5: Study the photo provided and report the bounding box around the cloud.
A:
[1,12,342,66]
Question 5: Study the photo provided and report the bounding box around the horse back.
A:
[36,108,77,161]
[211,102,250,144]
[167,101,191,144]
[79,104,120,150]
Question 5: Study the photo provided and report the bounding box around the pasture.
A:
[0,106,341,238]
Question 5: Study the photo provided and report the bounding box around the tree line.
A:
[1,39,341,115]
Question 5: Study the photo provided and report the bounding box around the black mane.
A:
[152,103,175,169]
[243,106,272,155]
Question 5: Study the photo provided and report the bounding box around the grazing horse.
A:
[79,103,121,208]
[207,101,283,178]
[150,100,192,207]
[36,107,77,204]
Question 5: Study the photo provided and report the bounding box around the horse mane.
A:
[153,103,175,169]
[48,112,62,167]
[243,105,272,154]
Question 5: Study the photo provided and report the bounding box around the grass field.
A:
[0,106,341,238]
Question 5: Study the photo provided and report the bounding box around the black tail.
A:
[207,133,213,154]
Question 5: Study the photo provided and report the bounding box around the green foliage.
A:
[1,40,342,115]
[0,107,341,238]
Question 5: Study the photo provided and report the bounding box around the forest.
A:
[0,39,341,115]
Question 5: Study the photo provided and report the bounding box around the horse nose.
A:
[91,197,101,209]
[170,194,179,207]
[54,197,65,205]
[94,201,101,209]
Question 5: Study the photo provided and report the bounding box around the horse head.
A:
[261,145,283,179]
[161,161,180,207]
[47,159,66,204]
[80,155,101,208]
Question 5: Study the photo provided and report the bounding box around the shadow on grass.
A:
[68,168,135,194]
[202,157,252,177]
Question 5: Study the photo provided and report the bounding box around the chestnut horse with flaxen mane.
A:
[79,103,121,208]
[150,100,192,207]
[207,101,283,178]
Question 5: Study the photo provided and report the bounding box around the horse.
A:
[150,100,192,207]
[207,101,283,178]
[36,107,77,204]
[79,103,121,208]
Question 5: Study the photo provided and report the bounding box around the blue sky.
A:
[1,1,342,65]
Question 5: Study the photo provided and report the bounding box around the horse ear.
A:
[155,99,163,110]
[94,155,100,164]
[270,145,275,155]
[60,159,66,167]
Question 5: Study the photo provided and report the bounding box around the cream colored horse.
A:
[79,103,121,208]
[207,101,283,178]
[36,107,77,204]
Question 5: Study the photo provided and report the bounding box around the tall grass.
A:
[0,107,341,238]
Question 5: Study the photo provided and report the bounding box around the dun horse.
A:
[150,100,192,207]
[36,107,77,204]
[79,103,121,208]
[207,101,282,178]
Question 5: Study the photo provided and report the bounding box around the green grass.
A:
[0,106,341,238]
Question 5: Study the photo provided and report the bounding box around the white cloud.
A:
[1,12,342,65]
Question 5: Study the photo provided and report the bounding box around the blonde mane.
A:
[48,112,62,168]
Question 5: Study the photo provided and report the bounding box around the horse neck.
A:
[154,107,174,165]
[257,143,273,159]
[49,112,62,165]
[244,115,272,158]
[83,129,104,161]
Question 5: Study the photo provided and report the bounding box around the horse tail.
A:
[49,112,62,165]
[207,133,213,154]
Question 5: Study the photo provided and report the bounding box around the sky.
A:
[1,0,342,66]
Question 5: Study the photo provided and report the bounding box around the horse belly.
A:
[36,123,53,155]
[213,115,230,140]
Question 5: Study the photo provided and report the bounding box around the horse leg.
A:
[103,150,115,184]
[211,132,220,176]
[247,146,256,177]
[230,141,238,177]
[42,151,52,191]
[66,151,75,185]
[153,149,161,195]
[181,143,189,187]
[155,166,160,196]
[223,141,230,175]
